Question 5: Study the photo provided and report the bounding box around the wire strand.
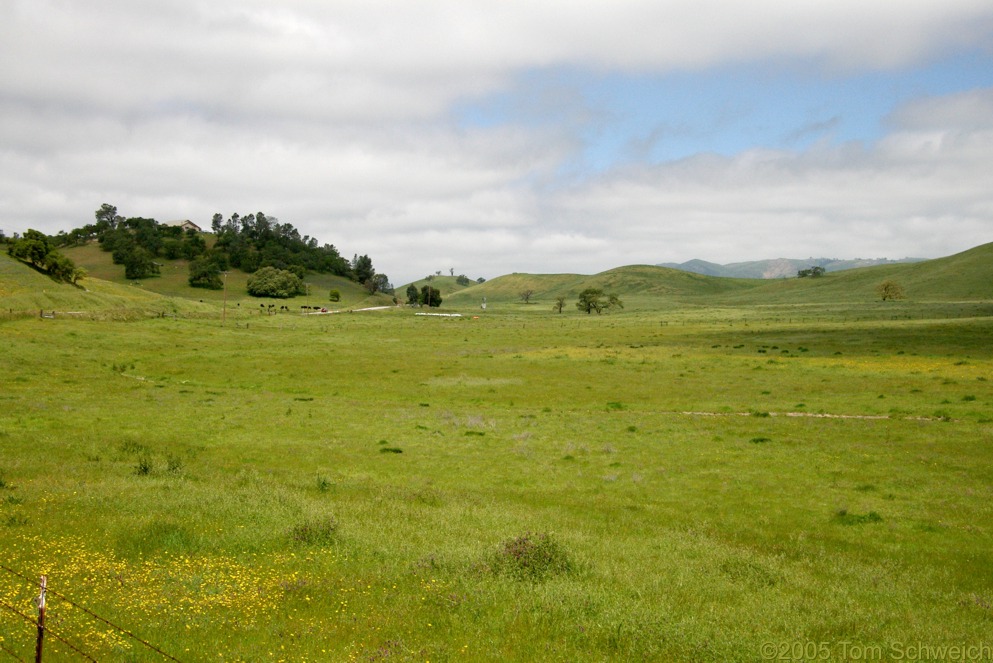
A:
[0,598,97,662]
[1,563,183,662]
[0,640,27,663]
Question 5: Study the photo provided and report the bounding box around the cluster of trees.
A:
[797,266,826,278]
[6,229,86,284]
[52,205,391,299]
[512,285,624,313]
[55,204,207,280]
[210,211,351,278]
[405,284,443,307]
[209,212,392,297]
[573,288,623,314]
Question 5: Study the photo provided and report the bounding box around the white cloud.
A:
[1,1,992,283]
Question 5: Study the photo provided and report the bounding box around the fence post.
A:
[35,575,46,663]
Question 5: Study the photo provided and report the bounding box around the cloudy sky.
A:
[2,1,992,284]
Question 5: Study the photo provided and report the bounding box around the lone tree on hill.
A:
[519,289,535,304]
[877,280,905,301]
[553,296,566,313]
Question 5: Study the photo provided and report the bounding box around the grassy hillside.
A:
[448,243,993,312]
[447,266,762,310]
[720,241,993,305]
[404,275,481,299]
[10,239,993,317]
[61,241,391,309]
[0,252,189,317]
[445,273,583,307]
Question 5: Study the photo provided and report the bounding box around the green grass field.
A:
[1,244,992,661]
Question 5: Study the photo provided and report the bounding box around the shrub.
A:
[290,516,339,545]
[188,256,224,289]
[247,266,306,298]
[487,532,573,581]
[834,509,883,525]
[135,456,152,475]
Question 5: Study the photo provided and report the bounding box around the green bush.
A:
[247,266,306,298]
[188,256,224,289]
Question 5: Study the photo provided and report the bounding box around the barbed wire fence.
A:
[0,563,182,662]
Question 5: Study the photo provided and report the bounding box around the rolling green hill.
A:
[444,243,993,310]
[404,275,481,299]
[446,265,762,309]
[6,240,993,316]
[720,241,993,305]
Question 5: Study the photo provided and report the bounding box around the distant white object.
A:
[415,313,462,317]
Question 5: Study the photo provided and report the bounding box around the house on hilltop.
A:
[165,220,203,233]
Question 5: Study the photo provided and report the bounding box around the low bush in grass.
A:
[834,509,883,525]
[290,516,339,545]
[485,531,573,582]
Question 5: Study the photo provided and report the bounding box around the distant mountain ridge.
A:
[658,257,926,279]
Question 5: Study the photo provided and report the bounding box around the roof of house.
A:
[164,219,203,231]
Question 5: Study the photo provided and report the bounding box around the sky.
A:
[2,1,992,285]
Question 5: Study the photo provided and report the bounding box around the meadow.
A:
[1,298,992,662]
[2,240,993,661]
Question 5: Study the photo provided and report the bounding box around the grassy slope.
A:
[718,241,993,305]
[404,275,478,298]
[0,252,183,315]
[446,267,761,309]
[447,243,993,310]
[61,241,392,309]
